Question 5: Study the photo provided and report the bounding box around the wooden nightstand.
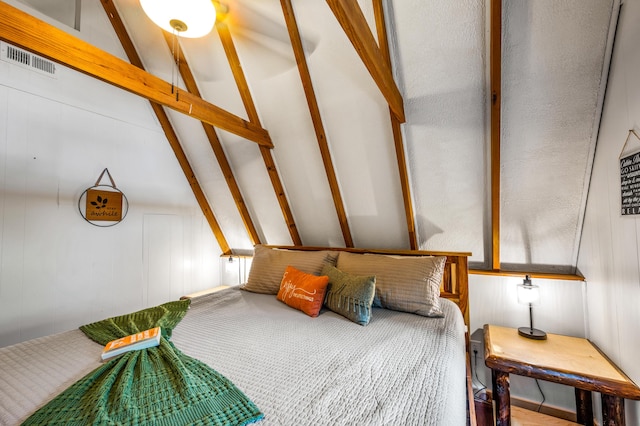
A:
[484,324,640,426]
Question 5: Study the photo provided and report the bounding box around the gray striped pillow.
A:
[241,245,338,295]
[321,264,376,326]
[336,252,446,317]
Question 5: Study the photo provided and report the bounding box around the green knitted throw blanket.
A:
[22,300,263,426]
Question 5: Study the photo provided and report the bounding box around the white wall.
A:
[0,1,220,348]
[578,0,640,423]
[500,0,613,271]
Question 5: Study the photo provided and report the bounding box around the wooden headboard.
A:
[266,246,471,331]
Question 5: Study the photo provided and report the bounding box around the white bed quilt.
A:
[0,288,466,425]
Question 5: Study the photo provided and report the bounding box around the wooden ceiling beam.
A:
[99,0,230,254]
[281,0,354,247]
[491,0,502,270]
[216,24,260,125]
[0,1,273,148]
[216,22,302,246]
[372,0,417,250]
[151,102,231,254]
[326,0,405,123]
[160,30,261,246]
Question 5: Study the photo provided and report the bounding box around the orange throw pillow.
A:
[277,266,329,317]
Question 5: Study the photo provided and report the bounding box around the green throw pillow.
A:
[322,264,376,326]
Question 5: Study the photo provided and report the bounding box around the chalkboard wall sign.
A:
[620,130,640,216]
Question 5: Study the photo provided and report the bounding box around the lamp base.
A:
[518,327,547,340]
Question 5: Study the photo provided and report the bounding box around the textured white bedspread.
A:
[0,288,466,425]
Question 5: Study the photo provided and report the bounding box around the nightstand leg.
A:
[601,394,625,426]
[492,369,510,426]
[575,388,593,425]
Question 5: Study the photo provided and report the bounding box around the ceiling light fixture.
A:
[140,0,217,38]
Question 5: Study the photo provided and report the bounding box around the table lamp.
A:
[517,275,547,340]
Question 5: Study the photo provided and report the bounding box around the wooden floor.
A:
[512,406,578,426]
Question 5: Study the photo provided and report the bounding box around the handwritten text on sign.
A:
[86,189,123,221]
[620,152,640,215]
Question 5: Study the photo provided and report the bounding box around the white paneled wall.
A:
[0,2,220,348]
[0,82,222,347]
[142,214,220,306]
[578,1,640,424]
[0,91,221,347]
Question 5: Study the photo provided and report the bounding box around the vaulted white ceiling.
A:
[11,0,616,273]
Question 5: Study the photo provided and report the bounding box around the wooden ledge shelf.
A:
[470,269,584,281]
[180,285,230,300]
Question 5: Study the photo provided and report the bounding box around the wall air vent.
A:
[1,42,57,78]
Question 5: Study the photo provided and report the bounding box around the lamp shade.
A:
[140,0,216,38]
[517,276,540,305]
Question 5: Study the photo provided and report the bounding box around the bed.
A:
[0,245,472,425]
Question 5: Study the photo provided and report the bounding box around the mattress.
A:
[0,287,466,425]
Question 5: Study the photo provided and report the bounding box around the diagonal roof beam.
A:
[372,0,417,250]
[326,0,405,123]
[216,24,260,125]
[99,0,230,253]
[490,0,502,270]
[280,0,354,247]
[160,30,262,246]
[151,102,231,254]
[0,1,272,148]
[216,22,302,246]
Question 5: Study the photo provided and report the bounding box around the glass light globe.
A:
[517,283,540,305]
[140,0,217,38]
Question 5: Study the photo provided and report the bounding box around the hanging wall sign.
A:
[78,168,129,227]
[86,188,123,221]
[620,130,640,216]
